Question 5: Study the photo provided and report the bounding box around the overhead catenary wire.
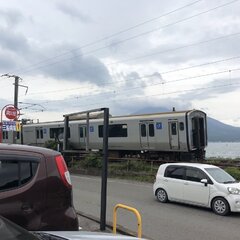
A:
[50,67,240,103]
[24,66,240,106]
[18,30,240,93]
[17,28,240,102]
[108,32,240,66]
[2,0,240,119]
[14,0,239,75]
[10,0,203,75]
[39,81,240,112]
[24,55,240,96]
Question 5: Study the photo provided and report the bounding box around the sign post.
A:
[0,104,20,143]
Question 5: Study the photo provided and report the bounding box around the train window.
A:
[40,129,43,139]
[80,128,83,138]
[149,124,155,137]
[36,129,43,139]
[98,124,128,138]
[50,127,70,139]
[171,123,177,135]
[141,124,146,137]
[50,128,63,139]
[3,131,8,140]
[79,127,86,138]
[16,132,20,140]
[36,130,39,139]
[179,122,184,131]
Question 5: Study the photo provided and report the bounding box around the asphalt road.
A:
[72,174,240,240]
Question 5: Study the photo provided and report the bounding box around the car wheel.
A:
[156,188,168,203]
[212,197,230,216]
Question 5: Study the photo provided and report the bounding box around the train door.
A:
[192,117,205,148]
[139,122,155,150]
[168,121,179,150]
[35,127,43,145]
[79,125,87,148]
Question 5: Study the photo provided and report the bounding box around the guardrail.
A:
[113,203,142,238]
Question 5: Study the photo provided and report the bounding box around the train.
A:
[1,109,208,160]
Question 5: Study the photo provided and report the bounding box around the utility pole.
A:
[13,76,20,143]
[14,76,19,112]
[1,74,21,108]
[1,74,28,144]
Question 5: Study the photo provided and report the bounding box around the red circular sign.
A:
[5,106,18,120]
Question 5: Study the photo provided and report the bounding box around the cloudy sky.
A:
[0,0,240,126]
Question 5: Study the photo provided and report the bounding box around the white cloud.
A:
[0,0,240,127]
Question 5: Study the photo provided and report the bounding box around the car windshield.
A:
[205,167,236,184]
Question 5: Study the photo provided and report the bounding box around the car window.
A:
[0,160,39,191]
[21,162,38,185]
[186,167,207,182]
[164,166,185,180]
[0,160,19,190]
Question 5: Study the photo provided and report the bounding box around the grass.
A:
[224,167,240,180]
[69,155,157,182]
[69,153,240,182]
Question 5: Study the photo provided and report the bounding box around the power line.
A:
[20,30,240,90]
[108,32,240,66]
[27,66,240,106]
[33,80,240,113]
[70,81,240,109]
[21,68,240,113]
[11,0,203,74]
[16,0,239,75]
[67,67,240,100]
[160,56,240,75]
[24,55,240,96]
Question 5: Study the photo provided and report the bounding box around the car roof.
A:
[161,162,219,170]
[0,143,60,156]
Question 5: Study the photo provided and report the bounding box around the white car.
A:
[0,215,147,240]
[153,163,240,215]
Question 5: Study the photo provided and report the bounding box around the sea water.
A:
[206,142,240,159]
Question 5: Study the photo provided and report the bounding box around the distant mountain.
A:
[207,117,240,142]
[132,107,240,142]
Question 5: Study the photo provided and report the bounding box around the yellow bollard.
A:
[113,203,142,238]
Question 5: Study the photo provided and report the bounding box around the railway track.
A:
[63,150,240,168]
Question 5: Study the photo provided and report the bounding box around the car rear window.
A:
[0,159,39,191]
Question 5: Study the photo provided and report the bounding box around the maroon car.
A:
[0,143,79,231]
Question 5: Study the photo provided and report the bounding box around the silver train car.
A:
[2,110,207,160]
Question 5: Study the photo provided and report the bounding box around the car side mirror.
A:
[201,179,208,186]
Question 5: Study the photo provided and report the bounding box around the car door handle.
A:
[164,179,168,182]
[21,203,33,214]
[184,182,189,185]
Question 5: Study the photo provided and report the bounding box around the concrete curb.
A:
[77,211,150,239]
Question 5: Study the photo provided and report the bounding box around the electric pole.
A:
[14,76,20,113]
[1,74,21,109]
[1,74,28,144]
[13,76,20,144]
